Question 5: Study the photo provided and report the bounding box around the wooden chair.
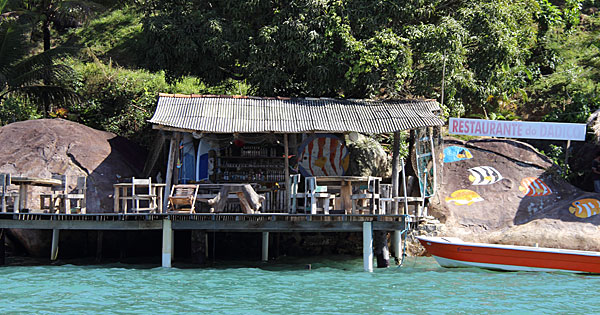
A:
[305,177,335,214]
[40,174,67,213]
[63,176,87,214]
[289,174,306,213]
[168,184,199,213]
[0,173,17,212]
[351,176,381,214]
[378,183,393,215]
[131,177,158,213]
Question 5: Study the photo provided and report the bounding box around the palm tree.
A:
[13,0,102,51]
[0,18,78,116]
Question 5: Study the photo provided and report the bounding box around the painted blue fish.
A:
[443,146,473,163]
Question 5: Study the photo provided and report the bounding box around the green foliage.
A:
[69,6,143,65]
[542,92,596,123]
[4,0,600,164]
[139,0,538,108]
[0,18,78,116]
[541,144,573,179]
[374,132,409,159]
[525,14,600,121]
[0,96,41,125]
[65,57,246,148]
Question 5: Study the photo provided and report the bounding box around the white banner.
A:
[449,118,586,141]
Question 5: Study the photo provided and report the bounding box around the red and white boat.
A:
[417,236,600,273]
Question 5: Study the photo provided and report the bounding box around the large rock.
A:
[0,119,146,256]
[429,137,600,251]
[345,133,391,177]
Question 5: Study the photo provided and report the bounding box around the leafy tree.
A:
[5,0,102,51]
[0,18,77,116]
[140,0,541,116]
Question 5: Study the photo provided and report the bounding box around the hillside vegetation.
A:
[1,1,599,158]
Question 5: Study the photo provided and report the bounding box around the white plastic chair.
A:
[304,177,335,214]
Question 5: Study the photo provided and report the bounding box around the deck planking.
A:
[0,213,408,232]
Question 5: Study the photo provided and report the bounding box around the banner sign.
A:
[449,118,586,141]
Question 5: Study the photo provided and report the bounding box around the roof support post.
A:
[163,132,179,212]
[284,134,291,213]
[391,131,401,215]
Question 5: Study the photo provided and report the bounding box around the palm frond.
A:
[9,84,80,107]
[0,19,28,71]
[9,63,75,87]
[53,0,104,26]
[11,45,79,73]
[0,0,7,14]
[0,71,7,90]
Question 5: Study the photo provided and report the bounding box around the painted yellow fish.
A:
[457,151,473,159]
[569,198,600,218]
[445,189,484,206]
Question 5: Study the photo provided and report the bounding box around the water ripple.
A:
[1,257,600,314]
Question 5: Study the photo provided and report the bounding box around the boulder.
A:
[0,119,146,256]
[345,133,391,177]
[429,137,600,251]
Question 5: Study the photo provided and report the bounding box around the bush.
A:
[65,58,247,148]
[0,97,42,126]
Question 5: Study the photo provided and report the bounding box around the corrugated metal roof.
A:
[149,94,444,134]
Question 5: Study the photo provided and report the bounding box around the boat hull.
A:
[417,236,600,273]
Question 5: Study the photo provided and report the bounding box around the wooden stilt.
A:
[205,233,209,258]
[564,140,571,174]
[374,231,390,268]
[284,134,291,213]
[391,131,401,215]
[96,231,103,262]
[163,133,179,212]
[120,231,127,260]
[191,230,206,264]
[0,228,5,265]
[51,229,59,261]
[262,232,269,262]
[162,219,173,267]
[363,222,373,272]
[276,232,280,258]
[392,230,402,261]
[401,159,409,215]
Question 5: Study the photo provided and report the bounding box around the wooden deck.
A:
[0,213,408,232]
[0,213,409,271]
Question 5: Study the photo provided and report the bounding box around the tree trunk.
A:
[43,20,51,52]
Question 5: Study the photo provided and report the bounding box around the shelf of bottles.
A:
[217,145,286,183]
[214,143,288,211]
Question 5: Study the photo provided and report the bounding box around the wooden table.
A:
[113,183,166,213]
[196,183,263,213]
[11,176,62,213]
[312,176,377,213]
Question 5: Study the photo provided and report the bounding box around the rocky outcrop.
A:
[427,137,600,251]
[0,119,146,256]
[345,133,391,177]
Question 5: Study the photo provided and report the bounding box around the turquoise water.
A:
[1,256,599,314]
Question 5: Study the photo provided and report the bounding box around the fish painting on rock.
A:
[518,177,552,197]
[443,146,473,163]
[569,199,600,218]
[297,134,350,177]
[445,189,484,206]
[468,166,503,185]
